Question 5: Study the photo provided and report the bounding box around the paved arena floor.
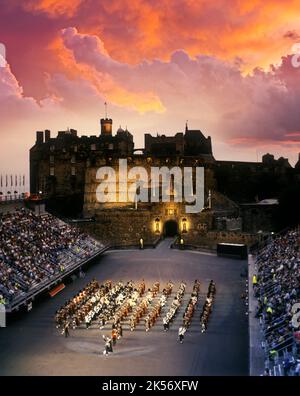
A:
[0,239,249,376]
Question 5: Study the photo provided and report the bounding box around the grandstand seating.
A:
[0,208,105,307]
[254,227,300,376]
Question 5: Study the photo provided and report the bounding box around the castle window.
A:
[50,167,55,176]
[165,209,177,216]
[74,145,78,152]
[109,143,113,150]
[71,166,76,176]
[50,145,55,152]
[50,155,54,164]
[71,155,76,164]
[91,144,96,151]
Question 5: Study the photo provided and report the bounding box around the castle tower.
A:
[100,102,112,136]
[100,118,112,136]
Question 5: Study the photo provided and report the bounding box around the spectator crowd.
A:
[254,228,300,376]
[0,208,104,305]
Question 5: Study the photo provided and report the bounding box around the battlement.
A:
[145,125,213,158]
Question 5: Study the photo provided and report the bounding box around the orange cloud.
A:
[16,0,300,73]
[56,27,300,155]
[48,33,165,114]
[2,0,300,174]
[24,0,83,17]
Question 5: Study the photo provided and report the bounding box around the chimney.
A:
[36,131,44,145]
[45,130,51,142]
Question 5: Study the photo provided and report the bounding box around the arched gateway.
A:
[164,220,178,237]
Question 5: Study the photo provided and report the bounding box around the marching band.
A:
[55,279,216,354]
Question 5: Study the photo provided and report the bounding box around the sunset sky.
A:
[0,0,300,180]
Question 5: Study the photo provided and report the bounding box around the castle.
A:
[30,116,300,248]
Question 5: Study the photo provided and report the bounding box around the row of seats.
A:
[0,208,104,304]
[253,228,300,376]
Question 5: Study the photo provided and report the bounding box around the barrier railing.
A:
[4,245,109,313]
[0,194,26,203]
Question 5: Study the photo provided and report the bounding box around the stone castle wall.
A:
[78,156,260,248]
[83,156,216,217]
[182,230,259,250]
[77,211,258,249]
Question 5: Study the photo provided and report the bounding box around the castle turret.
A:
[100,118,113,136]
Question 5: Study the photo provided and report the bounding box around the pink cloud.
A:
[60,28,300,153]
[0,64,105,174]
[1,25,300,176]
